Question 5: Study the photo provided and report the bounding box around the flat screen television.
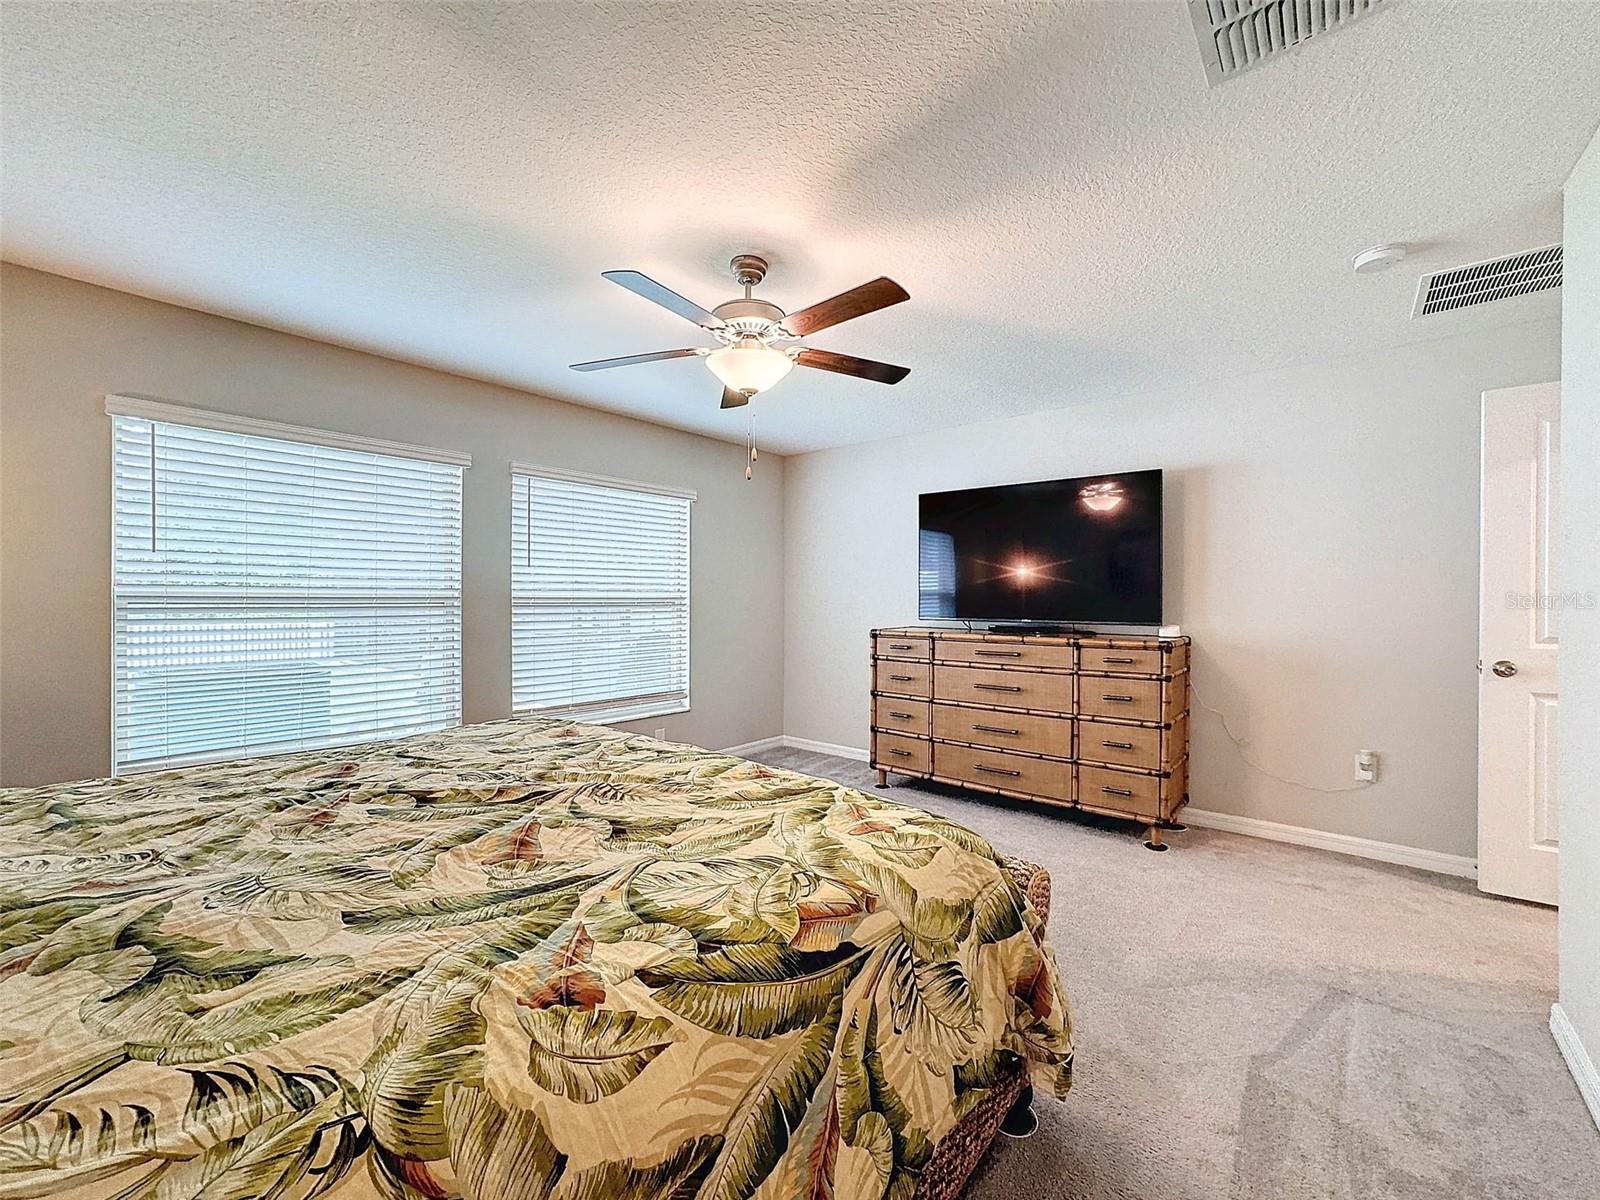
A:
[918,469,1163,625]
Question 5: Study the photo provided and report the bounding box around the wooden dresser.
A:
[870,627,1191,849]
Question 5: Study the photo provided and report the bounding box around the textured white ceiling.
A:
[2,1,1597,454]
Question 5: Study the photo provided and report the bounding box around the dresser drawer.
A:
[934,665,1072,712]
[873,731,931,774]
[873,696,930,736]
[935,743,1071,803]
[1079,645,1162,675]
[1078,676,1162,722]
[1078,764,1162,819]
[874,660,931,697]
[1077,721,1163,769]
[874,634,931,661]
[936,640,1075,671]
[933,705,1072,758]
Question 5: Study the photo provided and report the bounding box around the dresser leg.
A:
[875,768,889,789]
[1143,823,1169,852]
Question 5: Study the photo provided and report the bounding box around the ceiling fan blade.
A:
[794,347,910,385]
[570,348,702,372]
[602,270,726,329]
[782,277,909,337]
[720,387,749,409]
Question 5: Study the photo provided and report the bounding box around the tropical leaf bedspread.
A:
[0,717,1073,1200]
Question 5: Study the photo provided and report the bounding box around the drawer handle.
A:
[1101,694,1135,703]
[1101,656,1136,665]
[1101,740,1135,750]
[887,748,912,758]
[889,674,915,682]
[889,643,917,651]
[973,723,1021,736]
[889,710,916,720]
[974,649,1022,658]
[975,683,1023,693]
[1101,785,1135,797]
[974,764,1021,778]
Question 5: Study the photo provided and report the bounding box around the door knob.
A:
[1491,660,1518,678]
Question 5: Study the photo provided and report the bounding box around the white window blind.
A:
[110,405,465,772]
[512,467,693,724]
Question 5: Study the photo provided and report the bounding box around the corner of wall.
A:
[1551,1003,1600,1131]
[1556,119,1600,1114]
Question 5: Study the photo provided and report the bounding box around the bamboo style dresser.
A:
[870,627,1191,849]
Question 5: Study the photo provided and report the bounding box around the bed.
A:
[0,717,1073,1200]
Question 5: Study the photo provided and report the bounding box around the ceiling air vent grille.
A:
[1412,245,1563,317]
[1189,0,1389,85]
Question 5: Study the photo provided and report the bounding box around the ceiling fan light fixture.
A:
[705,340,794,397]
[572,257,909,419]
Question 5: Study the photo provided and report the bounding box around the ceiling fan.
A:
[570,254,910,409]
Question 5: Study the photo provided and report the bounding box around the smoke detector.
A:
[1353,244,1407,274]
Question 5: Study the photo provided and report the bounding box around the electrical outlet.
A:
[1354,750,1379,783]
[654,727,667,741]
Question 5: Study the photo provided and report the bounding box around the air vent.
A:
[1189,0,1389,85]
[1412,245,1563,317]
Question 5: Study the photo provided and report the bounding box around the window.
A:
[109,397,467,772]
[511,465,693,724]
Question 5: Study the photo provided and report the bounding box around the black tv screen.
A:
[918,470,1163,624]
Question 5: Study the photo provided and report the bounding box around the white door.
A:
[1478,381,1561,905]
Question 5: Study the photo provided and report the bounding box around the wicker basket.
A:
[911,857,1050,1200]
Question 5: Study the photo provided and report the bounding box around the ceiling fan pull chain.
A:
[745,413,754,480]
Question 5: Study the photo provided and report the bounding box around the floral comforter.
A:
[0,717,1072,1200]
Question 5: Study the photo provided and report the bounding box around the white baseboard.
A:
[716,735,786,757]
[1551,1002,1600,1131]
[737,736,1479,880]
[780,736,871,762]
[1182,808,1478,879]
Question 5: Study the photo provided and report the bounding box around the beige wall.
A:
[1558,125,1600,1108]
[0,263,785,786]
[782,318,1561,860]
[0,258,1575,867]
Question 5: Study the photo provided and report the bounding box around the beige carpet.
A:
[751,747,1597,1200]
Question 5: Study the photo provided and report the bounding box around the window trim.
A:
[533,695,692,729]
[509,464,694,726]
[105,395,473,468]
[507,461,697,501]
[107,401,469,774]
